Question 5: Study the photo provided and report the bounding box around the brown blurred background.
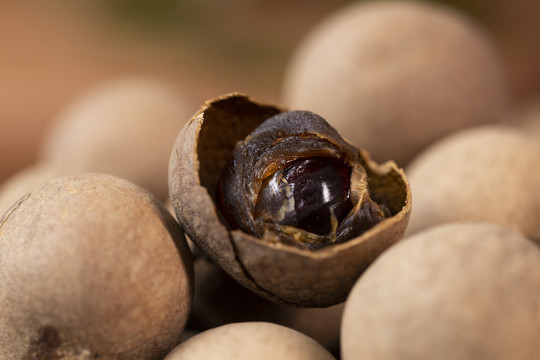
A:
[1,0,539,183]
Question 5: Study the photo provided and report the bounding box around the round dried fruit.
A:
[0,173,193,359]
[342,222,540,360]
[405,125,540,240]
[39,77,195,200]
[164,322,336,360]
[282,0,509,166]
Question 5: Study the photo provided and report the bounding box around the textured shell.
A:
[342,222,540,360]
[406,125,540,241]
[0,173,193,359]
[169,93,411,307]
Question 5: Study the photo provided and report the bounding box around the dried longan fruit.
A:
[405,125,540,241]
[342,222,540,360]
[40,77,195,200]
[282,0,509,166]
[189,257,343,354]
[164,322,336,360]
[169,93,411,307]
[0,173,193,359]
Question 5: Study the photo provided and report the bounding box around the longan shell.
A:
[341,222,540,360]
[40,77,195,200]
[0,173,193,360]
[406,125,540,240]
[282,0,509,166]
[163,322,336,360]
[168,93,411,307]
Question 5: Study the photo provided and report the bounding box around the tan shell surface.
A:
[164,322,336,360]
[40,77,195,200]
[406,125,540,241]
[341,222,540,360]
[282,0,509,167]
[0,173,193,360]
[169,93,411,307]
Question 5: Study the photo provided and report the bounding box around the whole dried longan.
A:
[40,77,195,200]
[164,322,336,360]
[405,125,540,240]
[342,222,540,360]
[282,0,509,166]
[0,173,193,359]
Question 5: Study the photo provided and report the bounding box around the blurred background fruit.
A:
[39,77,194,201]
[2,0,540,183]
[281,0,509,166]
[0,0,348,183]
[405,125,540,239]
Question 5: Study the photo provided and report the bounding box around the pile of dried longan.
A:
[2,1,540,359]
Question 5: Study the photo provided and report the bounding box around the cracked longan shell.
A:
[168,93,411,307]
[0,173,193,360]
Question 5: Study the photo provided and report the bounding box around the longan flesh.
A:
[254,156,353,236]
